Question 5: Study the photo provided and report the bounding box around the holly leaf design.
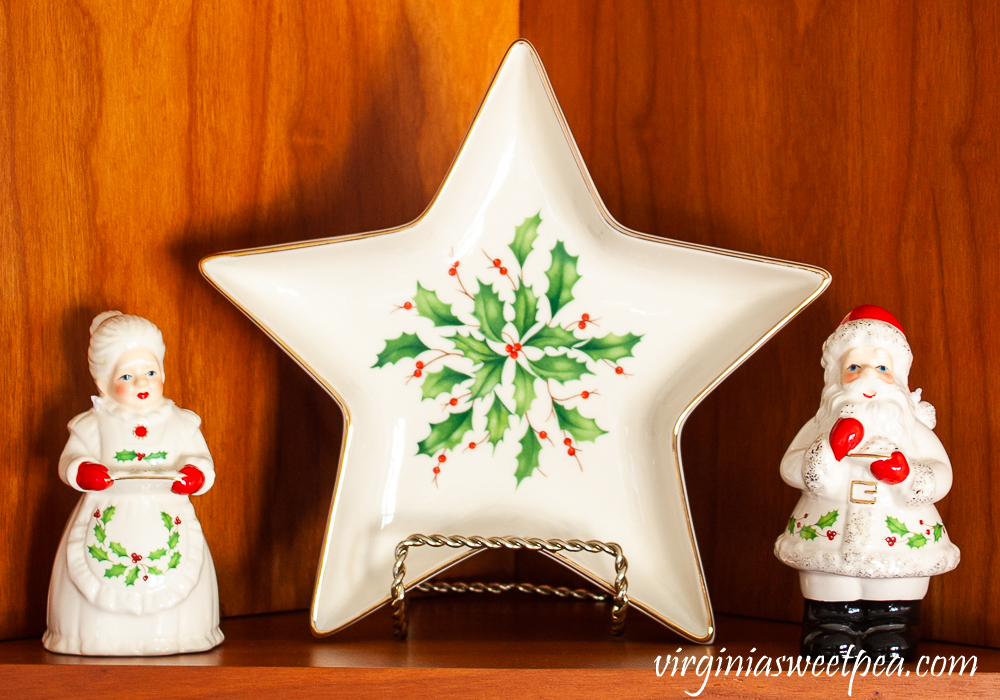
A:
[125,566,139,586]
[104,563,127,578]
[109,541,128,558]
[416,408,474,457]
[523,325,579,351]
[161,512,174,530]
[415,282,462,327]
[553,403,607,443]
[815,511,839,529]
[576,332,643,363]
[168,531,180,549]
[933,523,944,542]
[168,552,182,570]
[545,241,580,317]
[485,394,513,449]
[513,362,537,415]
[101,506,115,524]
[514,427,543,486]
[420,366,473,401]
[512,284,539,339]
[510,211,541,269]
[147,566,163,576]
[799,526,818,540]
[469,356,506,401]
[907,533,928,549]
[88,545,110,562]
[886,516,910,537]
[146,450,168,461]
[449,332,497,364]
[472,283,506,343]
[148,548,167,561]
[115,450,137,462]
[787,516,796,535]
[527,353,591,383]
[94,523,106,544]
[373,332,430,368]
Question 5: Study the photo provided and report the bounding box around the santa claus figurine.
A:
[43,311,223,655]
[774,305,959,661]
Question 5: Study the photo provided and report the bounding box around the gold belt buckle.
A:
[850,480,878,504]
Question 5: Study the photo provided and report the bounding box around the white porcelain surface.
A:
[202,41,829,642]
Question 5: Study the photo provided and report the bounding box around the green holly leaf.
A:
[161,512,174,530]
[146,450,168,461]
[798,526,818,540]
[168,552,182,570]
[469,356,506,401]
[147,566,163,576]
[88,545,110,562]
[510,211,541,269]
[553,403,607,443]
[109,541,128,558]
[101,506,115,524]
[514,427,543,486]
[545,241,580,317]
[104,563,127,578]
[815,510,839,529]
[576,332,643,363]
[115,450,137,462]
[787,516,796,535]
[414,282,462,327]
[420,366,473,401]
[472,283,506,344]
[373,332,431,368]
[512,284,539,339]
[124,566,139,586]
[513,362,537,415]
[94,523,106,544]
[168,531,180,549]
[886,516,910,537]
[933,523,944,542]
[527,353,591,383]
[907,533,928,549]
[485,394,513,449]
[148,548,167,561]
[416,408,475,457]
[448,332,497,364]
[522,325,579,351]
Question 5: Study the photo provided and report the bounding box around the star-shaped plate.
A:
[201,40,829,642]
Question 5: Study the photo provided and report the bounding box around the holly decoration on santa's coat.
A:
[87,507,183,584]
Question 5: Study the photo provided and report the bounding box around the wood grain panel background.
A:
[3,0,999,650]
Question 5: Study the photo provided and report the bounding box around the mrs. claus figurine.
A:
[43,311,223,655]
[774,305,959,661]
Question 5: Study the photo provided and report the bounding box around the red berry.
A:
[468,441,477,449]
[510,351,519,359]
[567,447,576,456]
[438,454,447,463]
[514,343,522,351]
[582,313,590,321]
[539,431,547,439]
[416,361,424,369]
[143,575,149,581]
[578,321,586,329]
[493,258,501,267]
[499,267,507,275]
[449,268,457,276]
[615,366,624,375]
[175,516,181,525]
[433,466,441,474]
[449,398,458,406]
[403,301,413,309]
[581,391,590,399]
[926,529,931,535]
[920,520,924,525]
[564,438,573,446]
[452,261,459,268]
[94,510,101,518]
[414,369,422,378]
[505,344,513,352]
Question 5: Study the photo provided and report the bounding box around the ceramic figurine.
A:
[774,305,959,661]
[42,311,223,655]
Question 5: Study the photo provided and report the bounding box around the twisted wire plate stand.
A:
[390,534,629,639]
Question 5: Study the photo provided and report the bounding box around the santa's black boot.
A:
[801,599,863,661]
[862,600,921,662]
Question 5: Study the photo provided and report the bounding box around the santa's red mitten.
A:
[77,461,113,491]
[171,465,206,495]
[871,451,909,484]
[829,417,864,461]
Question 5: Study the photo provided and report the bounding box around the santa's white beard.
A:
[816,377,918,447]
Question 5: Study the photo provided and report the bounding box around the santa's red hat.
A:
[821,305,913,386]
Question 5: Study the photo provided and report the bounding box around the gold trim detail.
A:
[850,480,879,504]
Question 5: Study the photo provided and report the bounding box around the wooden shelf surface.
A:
[3,595,999,698]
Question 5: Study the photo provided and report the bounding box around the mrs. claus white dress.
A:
[43,396,223,655]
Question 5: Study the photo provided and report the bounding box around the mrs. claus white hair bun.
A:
[88,311,166,390]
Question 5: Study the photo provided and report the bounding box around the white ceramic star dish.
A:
[201,41,829,642]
